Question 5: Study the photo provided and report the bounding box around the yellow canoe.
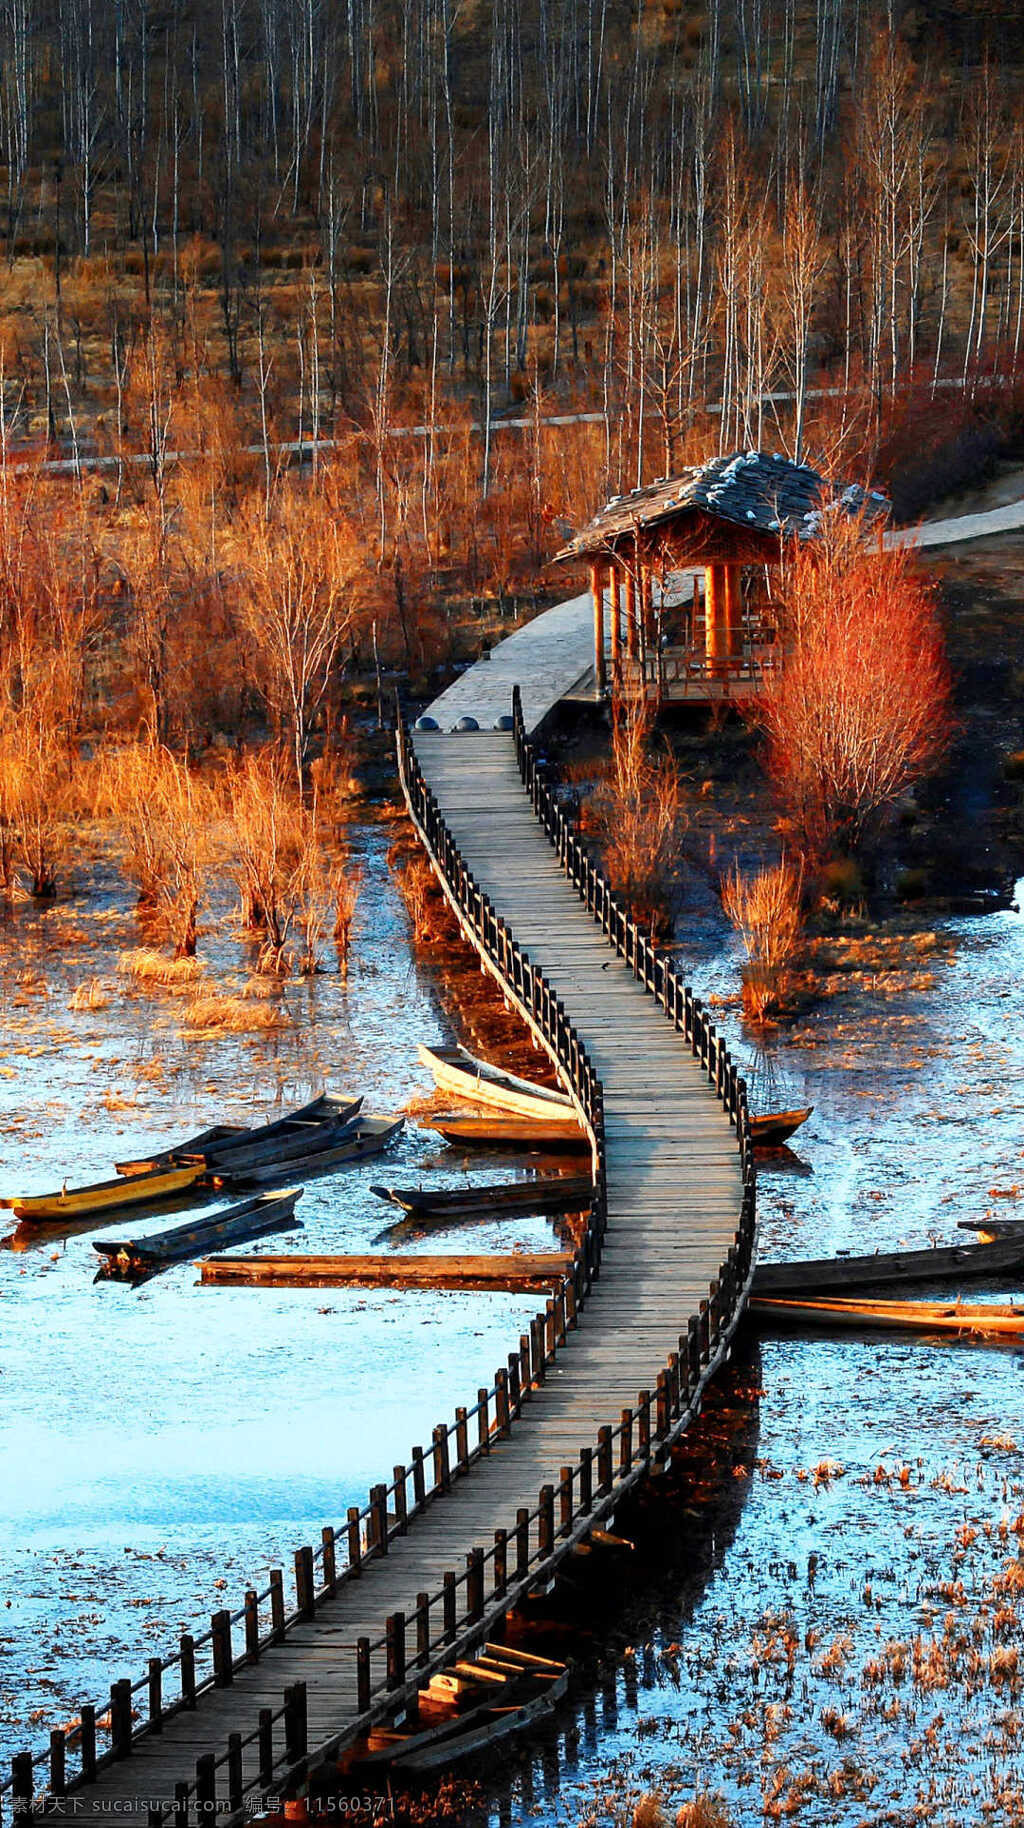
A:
[6,1163,205,1224]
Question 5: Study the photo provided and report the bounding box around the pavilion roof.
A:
[555,451,891,560]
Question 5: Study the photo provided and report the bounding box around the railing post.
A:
[416,1594,431,1665]
[530,1316,546,1384]
[619,1408,633,1475]
[295,1546,315,1620]
[559,1465,573,1533]
[111,1678,133,1757]
[519,1335,532,1398]
[346,1508,362,1576]
[195,1753,216,1816]
[411,1445,426,1510]
[443,1572,457,1643]
[386,1614,406,1690]
[284,1683,307,1762]
[48,1731,65,1800]
[638,1390,651,1458]
[356,1639,371,1713]
[147,1658,163,1732]
[579,1445,593,1512]
[433,1424,450,1491]
[515,1507,530,1579]
[244,1588,260,1663]
[227,1733,243,1815]
[455,1407,469,1472]
[598,1426,613,1494]
[322,1525,338,1593]
[467,1548,484,1621]
[497,1374,512,1440]
[258,1710,274,1787]
[212,1609,233,1687]
[393,1467,408,1535]
[372,1483,389,1552]
[477,1388,490,1453]
[80,1706,96,1781]
[494,1529,508,1598]
[538,1485,555,1559]
[270,1569,286,1639]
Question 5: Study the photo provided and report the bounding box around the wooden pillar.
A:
[609,563,621,680]
[724,564,743,658]
[705,564,725,668]
[624,565,637,660]
[590,560,606,694]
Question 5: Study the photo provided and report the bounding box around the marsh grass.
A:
[721,856,804,1019]
[118,946,204,987]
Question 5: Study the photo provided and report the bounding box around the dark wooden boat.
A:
[191,1094,363,1173]
[752,1230,1024,1296]
[428,1115,590,1152]
[115,1124,249,1177]
[750,1106,813,1148]
[349,1644,568,1776]
[92,1189,303,1281]
[370,1174,594,1220]
[215,1116,403,1189]
[117,1093,362,1177]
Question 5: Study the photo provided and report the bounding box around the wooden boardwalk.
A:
[12,707,751,1826]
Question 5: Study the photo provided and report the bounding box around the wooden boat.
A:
[752,1230,1024,1295]
[214,1116,403,1190]
[428,1115,590,1153]
[418,1043,573,1121]
[750,1106,813,1148]
[117,1093,362,1178]
[370,1174,594,1220]
[93,1189,303,1281]
[115,1124,249,1177]
[750,1294,1024,1338]
[190,1095,363,1173]
[350,1644,568,1776]
[4,1163,205,1225]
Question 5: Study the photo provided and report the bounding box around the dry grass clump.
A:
[589,691,682,936]
[118,946,204,986]
[632,1796,668,1828]
[181,993,287,1032]
[721,856,804,1019]
[68,979,111,1012]
[675,1798,732,1828]
[391,845,449,944]
[225,750,357,976]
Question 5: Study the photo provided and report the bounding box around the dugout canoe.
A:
[5,1162,206,1224]
[214,1116,404,1190]
[92,1189,302,1280]
[115,1123,249,1176]
[428,1115,590,1152]
[418,1043,573,1121]
[752,1230,1024,1295]
[190,1094,363,1172]
[750,1106,813,1148]
[750,1294,1024,1338]
[349,1645,568,1777]
[370,1174,594,1220]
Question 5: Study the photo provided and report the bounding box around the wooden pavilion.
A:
[556,451,890,706]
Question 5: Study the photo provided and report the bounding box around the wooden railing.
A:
[3,697,755,1826]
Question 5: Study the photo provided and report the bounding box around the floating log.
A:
[200,1250,573,1291]
[214,1116,403,1190]
[752,1230,1024,1295]
[92,1189,303,1281]
[370,1175,593,1220]
[750,1295,1024,1338]
[428,1115,590,1152]
[417,1042,573,1121]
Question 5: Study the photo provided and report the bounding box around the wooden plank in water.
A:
[200,1251,574,1291]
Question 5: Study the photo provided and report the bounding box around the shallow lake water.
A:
[5,816,1024,1826]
